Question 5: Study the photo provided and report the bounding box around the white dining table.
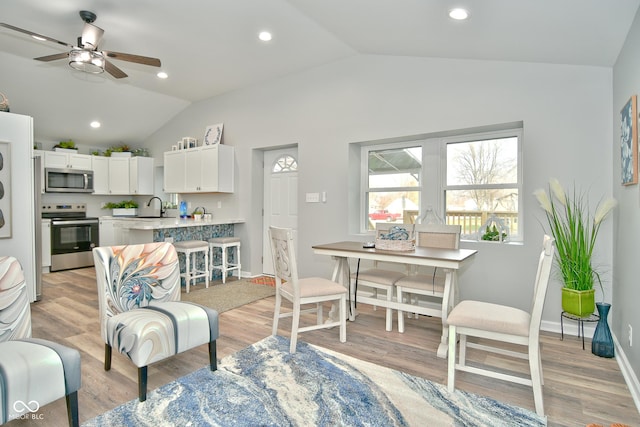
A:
[312,241,477,358]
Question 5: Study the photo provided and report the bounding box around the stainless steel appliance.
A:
[42,203,99,271]
[45,167,94,193]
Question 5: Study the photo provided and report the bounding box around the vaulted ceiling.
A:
[1,0,638,146]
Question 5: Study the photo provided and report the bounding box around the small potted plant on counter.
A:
[104,200,139,217]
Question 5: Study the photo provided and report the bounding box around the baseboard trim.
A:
[542,320,640,414]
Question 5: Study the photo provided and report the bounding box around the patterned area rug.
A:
[82,336,545,426]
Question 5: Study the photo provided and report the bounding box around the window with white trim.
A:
[358,126,522,241]
[363,145,422,231]
[444,130,522,241]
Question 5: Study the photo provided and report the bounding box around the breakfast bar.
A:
[110,217,245,244]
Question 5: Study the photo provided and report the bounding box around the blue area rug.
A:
[83,336,545,426]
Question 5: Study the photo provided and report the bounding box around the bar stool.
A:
[173,240,210,293]
[208,237,241,284]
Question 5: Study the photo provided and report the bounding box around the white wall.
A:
[145,53,613,326]
[613,6,640,405]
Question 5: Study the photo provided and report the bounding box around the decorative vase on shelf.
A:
[591,302,615,358]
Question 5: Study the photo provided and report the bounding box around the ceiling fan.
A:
[0,10,161,79]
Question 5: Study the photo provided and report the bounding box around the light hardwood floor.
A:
[8,267,640,427]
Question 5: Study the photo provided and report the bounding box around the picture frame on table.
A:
[0,141,12,239]
[621,95,638,185]
[204,123,224,145]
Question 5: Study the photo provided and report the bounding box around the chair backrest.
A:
[0,256,31,342]
[403,210,419,224]
[93,242,181,341]
[529,235,555,338]
[268,226,300,296]
[415,224,461,249]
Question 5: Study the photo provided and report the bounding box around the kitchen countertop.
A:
[101,216,245,230]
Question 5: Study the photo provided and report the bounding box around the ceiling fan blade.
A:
[104,59,127,79]
[0,22,73,48]
[35,52,69,62]
[80,22,104,49]
[103,51,161,67]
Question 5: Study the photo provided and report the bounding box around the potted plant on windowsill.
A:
[534,179,617,317]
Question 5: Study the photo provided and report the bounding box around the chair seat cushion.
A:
[281,277,347,298]
[106,301,218,367]
[351,268,405,286]
[0,340,78,422]
[395,274,445,295]
[447,300,531,337]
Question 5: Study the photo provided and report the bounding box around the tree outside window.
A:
[445,134,521,241]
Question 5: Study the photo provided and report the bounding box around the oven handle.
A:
[51,219,99,226]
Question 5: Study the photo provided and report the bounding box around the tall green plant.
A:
[533,179,616,293]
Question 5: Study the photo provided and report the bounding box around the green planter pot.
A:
[562,288,595,317]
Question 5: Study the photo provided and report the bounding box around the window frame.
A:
[357,126,523,242]
[360,141,425,233]
[441,128,523,242]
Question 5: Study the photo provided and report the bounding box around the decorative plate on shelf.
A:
[204,123,224,145]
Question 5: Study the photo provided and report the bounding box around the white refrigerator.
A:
[0,112,39,301]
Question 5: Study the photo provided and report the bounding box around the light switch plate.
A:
[305,192,320,203]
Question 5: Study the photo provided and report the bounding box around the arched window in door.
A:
[272,155,298,173]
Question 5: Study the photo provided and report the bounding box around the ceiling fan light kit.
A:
[0,10,160,79]
[69,48,105,74]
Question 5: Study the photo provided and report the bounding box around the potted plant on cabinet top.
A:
[534,178,617,317]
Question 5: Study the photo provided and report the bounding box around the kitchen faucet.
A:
[147,196,166,217]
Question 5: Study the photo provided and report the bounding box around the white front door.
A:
[263,147,298,275]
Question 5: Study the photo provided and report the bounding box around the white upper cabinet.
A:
[163,150,186,193]
[129,157,154,195]
[92,156,110,195]
[163,145,234,193]
[92,156,154,195]
[45,151,92,170]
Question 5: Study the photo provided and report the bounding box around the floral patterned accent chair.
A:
[93,242,219,402]
[0,256,81,426]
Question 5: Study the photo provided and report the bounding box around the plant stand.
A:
[560,311,599,350]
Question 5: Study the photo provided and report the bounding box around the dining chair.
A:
[446,235,555,417]
[351,222,409,331]
[0,256,81,426]
[395,223,461,332]
[93,242,219,402]
[269,226,347,353]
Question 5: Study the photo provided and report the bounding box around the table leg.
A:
[437,268,457,358]
[327,255,357,322]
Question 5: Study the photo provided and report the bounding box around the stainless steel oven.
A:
[42,204,99,271]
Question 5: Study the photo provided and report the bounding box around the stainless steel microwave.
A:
[45,168,94,193]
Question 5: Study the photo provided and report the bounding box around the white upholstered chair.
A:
[395,223,461,332]
[351,222,408,331]
[446,235,554,417]
[93,242,219,402]
[269,226,347,353]
[0,256,81,426]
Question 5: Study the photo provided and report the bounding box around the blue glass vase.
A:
[591,302,614,358]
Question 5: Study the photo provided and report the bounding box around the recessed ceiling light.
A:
[157,71,168,79]
[449,8,469,20]
[90,121,101,128]
[258,31,272,42]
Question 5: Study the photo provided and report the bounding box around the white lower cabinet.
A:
[99,218,130,246]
